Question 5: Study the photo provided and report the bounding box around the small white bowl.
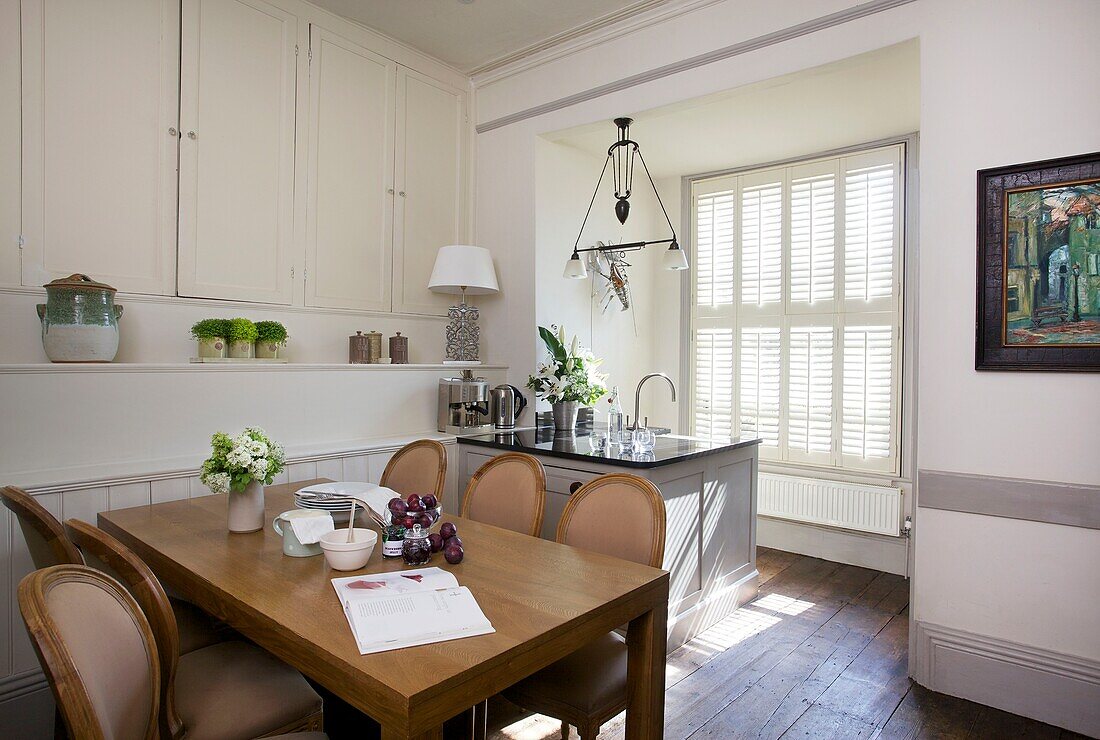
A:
[319,528,377,571]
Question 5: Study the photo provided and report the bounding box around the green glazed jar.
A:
[36,274,124,362]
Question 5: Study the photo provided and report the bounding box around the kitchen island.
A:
[457,426,761,649]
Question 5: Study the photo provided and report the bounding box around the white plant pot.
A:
[228,340,254,359]
[255,342,281,359]
[198,337,227,358]
[227,481,265,533]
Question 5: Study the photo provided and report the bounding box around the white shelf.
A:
[0,362,509,375]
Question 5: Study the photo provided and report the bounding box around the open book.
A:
[331,568,495,655]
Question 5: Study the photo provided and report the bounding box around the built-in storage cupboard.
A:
[16,0,468,314]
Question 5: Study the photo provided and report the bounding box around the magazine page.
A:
[331,567,458,601]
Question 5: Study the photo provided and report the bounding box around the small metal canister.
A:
[365,331,383,363]
[389,332,408,364]
[349,331,370,364]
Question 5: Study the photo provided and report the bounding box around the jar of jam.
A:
[381,525,405,559]
[402,524,432,566]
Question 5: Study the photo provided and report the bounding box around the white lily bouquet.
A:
[200,427,286,494]
[526,325,608,405]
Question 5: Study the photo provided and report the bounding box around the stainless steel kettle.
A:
[489,385,527,429]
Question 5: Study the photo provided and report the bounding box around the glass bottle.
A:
[606,386,625,446]
[402,524,432,566]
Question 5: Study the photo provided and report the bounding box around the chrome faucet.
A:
[631,373,677,430]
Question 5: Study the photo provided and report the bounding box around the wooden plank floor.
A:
[485,548,1085,740]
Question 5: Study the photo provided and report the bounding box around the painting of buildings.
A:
[1004,179,1100,345]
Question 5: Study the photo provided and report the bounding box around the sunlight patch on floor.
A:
[688,605,783,654]
[753,592,815,615]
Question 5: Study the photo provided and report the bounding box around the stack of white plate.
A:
[295,482,379,523]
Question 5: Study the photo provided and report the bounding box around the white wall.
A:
[473,0,1100,720]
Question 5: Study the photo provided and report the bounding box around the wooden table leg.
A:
[381,725,443,740]
[625,603,667,740]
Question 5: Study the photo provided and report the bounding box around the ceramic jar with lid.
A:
[389,332,409,364]
[36,274,124,362]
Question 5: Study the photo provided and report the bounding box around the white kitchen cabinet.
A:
[304,25,396,312]
[392,68,468,316]
[20,0,180,295]
[177,0,298,305]
[0,0,21,287]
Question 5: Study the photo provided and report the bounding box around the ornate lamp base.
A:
[445,298,480,362]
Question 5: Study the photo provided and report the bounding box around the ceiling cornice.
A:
[469,0,722,83]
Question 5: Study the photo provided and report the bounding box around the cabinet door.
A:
[20,0,179,295]
[177,0,297,304]
[393,68,467,315]
[304,25,396,311]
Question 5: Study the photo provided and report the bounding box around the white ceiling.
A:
[308,0,662,73]
[547,41,921,180]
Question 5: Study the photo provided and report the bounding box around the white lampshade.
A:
[662,243,690,271]
[428,245,500,295]
[563,251,588,279]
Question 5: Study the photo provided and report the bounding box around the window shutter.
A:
[739,326,781,448]
[841,324,894,470]
[844,162,896,303]
[788,325,834,460]
[790,173,835,306]
[693,328,734,439]
[741,181,783,307]
[694,191,736,307]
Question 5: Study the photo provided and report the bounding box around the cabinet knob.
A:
[187,131,197,140]
[168,127,178,137]
[398,191,406,197]
[569,481,582,494]
[387,188,395,195]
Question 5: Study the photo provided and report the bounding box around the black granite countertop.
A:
[457,424,761,469]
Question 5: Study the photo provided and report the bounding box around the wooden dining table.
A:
[98,479,670,740]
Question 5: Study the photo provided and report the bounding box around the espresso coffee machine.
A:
[437,370,492,434]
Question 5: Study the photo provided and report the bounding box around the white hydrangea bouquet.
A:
[200,427,285,494]
[526,325,608,405]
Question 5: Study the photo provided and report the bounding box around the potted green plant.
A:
[200,427,285,532]
[254,320,289,359]
[226,318,258,359]
[190,318,230,359]
[526,325,608,431]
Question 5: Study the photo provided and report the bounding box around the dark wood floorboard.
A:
[486,548,1077,740]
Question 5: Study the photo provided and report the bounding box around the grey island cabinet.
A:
[457,426,761,650]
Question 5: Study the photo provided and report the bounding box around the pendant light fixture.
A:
[563,117,688,280]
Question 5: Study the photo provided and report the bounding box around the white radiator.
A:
[758,472,902,536]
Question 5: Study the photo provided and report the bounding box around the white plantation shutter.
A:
[693,328,734,439]
[690,143,904,476]
[694,190,736,308]
[741,180,783,307]
[739,326,781,450]
[787,324,834,462]
[790,172,836,307]
[841,323,895,471]
[844,158,897,305]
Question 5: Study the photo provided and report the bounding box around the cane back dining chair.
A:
[460,452,546,537]
[379,439,448,503]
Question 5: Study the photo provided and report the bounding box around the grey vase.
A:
[551,401,579,431]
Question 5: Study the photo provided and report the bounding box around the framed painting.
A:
[976,151,1100,371]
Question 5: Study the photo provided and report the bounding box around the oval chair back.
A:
[19,564,160,740]
[461,453,546,537]
[1,485,82,569]
[380,440,447,502]
[556,473,666,568]
[65,519,184,739]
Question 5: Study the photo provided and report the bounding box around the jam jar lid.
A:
[405,523,430,540]
[43,273,117,293]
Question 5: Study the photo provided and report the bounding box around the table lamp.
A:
[428,245,499,363]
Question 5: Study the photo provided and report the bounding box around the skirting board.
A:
[758,515,909,576]
[912,620,1100,737]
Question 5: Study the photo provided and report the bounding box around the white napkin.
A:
[289,512,335,544]
[364,486,403,518]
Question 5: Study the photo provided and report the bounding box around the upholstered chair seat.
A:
[174,640,322,740]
